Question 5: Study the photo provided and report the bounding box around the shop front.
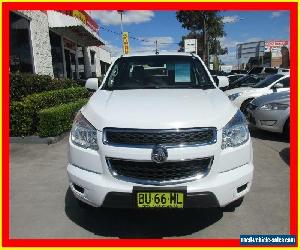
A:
[10,10,108,79]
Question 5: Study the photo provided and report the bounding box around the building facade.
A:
[10,10,112,79]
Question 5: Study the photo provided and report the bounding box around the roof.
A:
[121,52,195,58]
[47,11,104,47]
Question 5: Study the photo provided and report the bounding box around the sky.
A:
[89,10,290,66]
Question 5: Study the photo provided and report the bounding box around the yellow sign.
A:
[136,192,184,208]
[122,32,130,55]
[72,10,87,25]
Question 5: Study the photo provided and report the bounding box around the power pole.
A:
[207,40,210,68]
[117,10,124,34]
[203,14,207,65]
[155,40,159,54]
[117,10,124,54]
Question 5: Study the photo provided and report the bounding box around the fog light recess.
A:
[73,183,84,194]
[237,183,248,193]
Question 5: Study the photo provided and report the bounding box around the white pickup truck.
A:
[67,52,253,210]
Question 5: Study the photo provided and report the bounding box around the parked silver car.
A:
[245,91,290,137]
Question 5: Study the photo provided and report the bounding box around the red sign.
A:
[265,40,289,49]
[56,10,99,32]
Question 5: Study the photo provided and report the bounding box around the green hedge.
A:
[10,101,34,136]
[37,99,88,137]
[10,87,89,136]
[10,72,79,101]
[23,87,89,112]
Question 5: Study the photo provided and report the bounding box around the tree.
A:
[176,11,227,65]
[209,39,228,70]
[280,46,290,68]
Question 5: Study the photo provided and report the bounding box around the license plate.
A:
[136,192,184,208]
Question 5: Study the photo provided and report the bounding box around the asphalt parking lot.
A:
[10,129,290,239]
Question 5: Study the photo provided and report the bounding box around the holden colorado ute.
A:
[67,52,254,210]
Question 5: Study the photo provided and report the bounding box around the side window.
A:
[241,77,255,86]
[106,62,119,89]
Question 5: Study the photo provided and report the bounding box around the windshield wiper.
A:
[189,85,215,89]
[109,85,215,90]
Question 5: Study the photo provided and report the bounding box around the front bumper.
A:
[68,131,254,208]
[245,108,286,133]
[67,161,253,208]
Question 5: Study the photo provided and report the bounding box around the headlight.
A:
[71,112,98,150]
[228,92,241,101]
[222,110,249,149]
[259,103,289,111]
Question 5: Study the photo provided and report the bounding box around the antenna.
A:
[155,40,159,54]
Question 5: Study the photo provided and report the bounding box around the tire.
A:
[240,99,254,115]
[283,118,290,139]
[223,197,244,211]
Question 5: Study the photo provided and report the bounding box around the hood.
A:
[82,89,237,131]
[252,90,290,106]
[225,87,254,96]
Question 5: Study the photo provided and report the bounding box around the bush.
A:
[23,87,89,112]
[10,101,34,136]
[37,99,88,137]
[10,72,79,101]
[10,87,89,136]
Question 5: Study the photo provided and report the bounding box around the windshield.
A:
[248,67,263,74]
[264,68,278,74]
[237,75,254,85]
[231,75,257,85]
[102,55,215,90]
[252,74,284,88]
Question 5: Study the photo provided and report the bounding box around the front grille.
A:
[103,128,217,147]
[106,157,213,185]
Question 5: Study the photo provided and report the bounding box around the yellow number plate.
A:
[136,192,184,208]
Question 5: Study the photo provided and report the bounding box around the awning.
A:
[47,11,104,47]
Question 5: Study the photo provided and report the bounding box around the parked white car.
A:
[212,75,230,89]
[246,91,290,137]
[226,74,290,113]
[67,52,253,210]
[227,74,246,84]
[248,66,290,75]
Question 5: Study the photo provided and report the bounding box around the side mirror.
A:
[273,82,284,89]
[212,76,219,87]
[85,78,99,91]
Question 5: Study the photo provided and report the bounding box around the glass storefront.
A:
[77,46,85,79]
[10,11,106,79]
[50,32,89,80]
[10,12,33,73]
[49,31,64,78]
[64,49,77,79]
[100,60,110,76]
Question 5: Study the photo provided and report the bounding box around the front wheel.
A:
[222,197,244,212]
[283,118,290,139]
